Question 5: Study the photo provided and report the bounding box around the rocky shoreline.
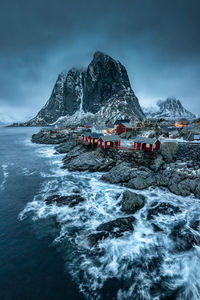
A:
[32,130,200,247]
[32,130,200,199]
[58,141,200,199]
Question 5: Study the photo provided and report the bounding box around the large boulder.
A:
[88,232,110,247]
[168,181,191,196]
[170,221,200,251]
[127,171,155,190]
[147,202,181,220]
[96,216,136,233]
[101,162,132,184]
[64,151,114,172]
[195,183,200,198]
[121,190,145,214]
[160,142,178,162]
[31,130,68,144]
[149,155,165,172]
[88,216,136,246]
[44,194,85,207]
[55,141,76,154]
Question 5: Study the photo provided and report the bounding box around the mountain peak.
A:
[145,97,196,120]
[92,51,112,61]
[19,51,145,126]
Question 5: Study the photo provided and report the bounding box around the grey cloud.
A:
[0,0,200,120]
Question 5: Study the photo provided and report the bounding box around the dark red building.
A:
[116,122,132,135]
[134,138,161,151]
[82,133,102,146]
[98,135,121,149]
[82,133,91,145]
[90,133,102,146]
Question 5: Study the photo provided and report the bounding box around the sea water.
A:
[1,127,200,299]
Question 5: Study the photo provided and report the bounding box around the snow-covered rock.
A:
[18,51,145,126]
[143,98,196,120]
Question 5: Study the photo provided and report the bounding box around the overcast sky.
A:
[0,0,200,121]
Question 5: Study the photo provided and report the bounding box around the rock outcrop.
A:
[45,194,85,207]
[31,129,68,144]
[121,190,145,214]
[31,129,200,199]
[88,216,136,246]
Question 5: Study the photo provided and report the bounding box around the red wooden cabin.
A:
[98,135,121,149]
[82,133,101,146]
[82,133,91,145]
[134,138,161,151]
[90,133,102,146]
[116,122,132,135]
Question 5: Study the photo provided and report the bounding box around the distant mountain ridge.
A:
[16,51,145,126]
[143,98,196,120]
[0,112,19,125]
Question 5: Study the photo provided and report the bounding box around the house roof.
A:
[114,119,130,125]
[187,132,200,139]
[119,122,132,128]
[160,125,171,132]
[100,135,120,142]
[106,123,115,128]
[93,125,109,130]
[194,134,200,139]
[90,133,102,138]
[134,137,159,144]
[83,132,91,137]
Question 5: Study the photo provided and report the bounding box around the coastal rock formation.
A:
[62,148,115,172]
[170,221,200,251]
[147,202,181,220]
[121,190,145,214]
[18,51,145,126]
[31,129,200,199]
[88,216,136,246]
[31,129,68,144]
[44,194,85,207]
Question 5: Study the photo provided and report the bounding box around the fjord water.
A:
[1,127,200,300]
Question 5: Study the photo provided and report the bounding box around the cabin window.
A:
[102,142,104,146]
[107,142,111,146]
[146,144,150,148]
[95,139,98,142]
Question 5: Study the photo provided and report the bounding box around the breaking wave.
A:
[19,148,200,299]
[0,164,9,190]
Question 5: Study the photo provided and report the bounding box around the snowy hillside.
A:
[143,98,196,120]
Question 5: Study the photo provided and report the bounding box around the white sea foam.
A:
[19,151,200,299]
[0,164,9,190]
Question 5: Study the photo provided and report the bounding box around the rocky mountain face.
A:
[21,51,145,126]
[143,98,196,120]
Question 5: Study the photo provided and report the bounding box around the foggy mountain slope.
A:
[143,98,196,120]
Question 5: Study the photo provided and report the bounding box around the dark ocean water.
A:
[0,127,83,300]
[1,127,200,300]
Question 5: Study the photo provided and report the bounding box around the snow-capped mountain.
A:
[143,98,196,120]
[18,51,145,126]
